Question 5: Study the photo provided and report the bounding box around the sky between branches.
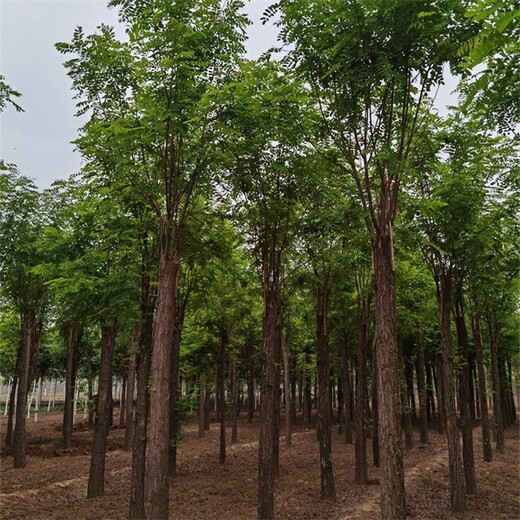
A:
[1,0,459,189]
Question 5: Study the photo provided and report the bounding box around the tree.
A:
[275,1,472,517]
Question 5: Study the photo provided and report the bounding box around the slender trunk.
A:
[219,328,227,463]
[426,360,435,421]
[5,350,19,448]
[124,324,139,451]
[416,332,429,444]
[454,297,476,494]
[129,291,154,520]
[272,316,282,476]
[372,230,406,519]
[439,271,465,512]
[87,320,117,498]
[13,314,33,468]
[86,343,94,426]
[168,325,181,477]
[120,372,127,428]
[247,340,255,423]
[258,255,280,520]
[434,354,445,434]
[303,361,311,426]
[198,375,205,438]
[144,243,180,520]
[63,323,79,449]
[400,341,413,450]
[354,307,368,484]
[231,358,238,445]
[371,338,380,467]
[282,333,292,446]
[488,320,504,453]
[341,339,353,444]
[204,389,211,431]
[316,284,335,498]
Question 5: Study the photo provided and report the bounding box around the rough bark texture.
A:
[417,332,429,444]
[129,294,154,520]
[257,253,280,520]
[488,321,504,453]
[454,298,477,495]
[144,244,180,520]
[13,314,33,468]
[124,324,139,452]
[63,322,79,450]
[341,339,353,444]
[219,328,227,463]
[282,333,292,446]
[87,320,117,498]
[354,309,368,484]
[373,231,406,519]
[316,285,336,498]
[439,271,465,512]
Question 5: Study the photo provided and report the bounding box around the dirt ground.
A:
[0,412,518,520]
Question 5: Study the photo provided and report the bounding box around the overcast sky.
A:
[1,0,459,189]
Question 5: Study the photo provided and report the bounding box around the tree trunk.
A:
[426,360,435,421]
[124,324,139,451]
[371,338,380,467]
[354,307,368,484]
[168,325,182,477]
[434,354,445,434]
[247,339,255,423]
[341,339,353,444]
[400,340,414,451]
[316,284,335,498]
[231,358,238,445]
[63,322,79,449]
[120,372,127,428]
[372,230,406,519]
[454,297,476,494]
[6,376,17,447]
[488,320,504,453]
[439,271,465,512]
[87,320,117,498]
[144,243,180,520]
[282,333,292,446]
[417,332,429,444]
[219,328,227,463]
[257,252,280,520]
[129,291,154,520]
[198,375,205,438]
[13,313,33,468]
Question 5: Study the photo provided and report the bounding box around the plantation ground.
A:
[0,412,518,520]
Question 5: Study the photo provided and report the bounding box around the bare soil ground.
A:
[0,412,518,519]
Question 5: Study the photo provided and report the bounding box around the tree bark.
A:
[316,284,335,498]
[87,320,117,498]
[354,306,368,484]
[13,314,33,468]
[231,357,238,445]
[282,332,292,446]
[219,328,227,463]
[63,322,79,449]
[5,346,19,448]
[372,230,406,519]
[439,271,465,512]
[198,375,205,438]
[488,320,504,453]
[247,339,255,423]
[454,296,476,494]
[144,242,180,520]
[257,248,281,520]
[416,332,429,444]
[341,339,353,444]
[124,324,139,451]
[371,338,380,467]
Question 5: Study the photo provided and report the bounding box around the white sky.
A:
[1,0,458,189]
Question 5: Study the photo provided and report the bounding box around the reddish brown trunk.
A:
[439,271,465,512]
[354,307,368,484]
[416,332,429,444]
[219,328,227,463]
[373,231,406,519]
[63,322,79,449]
[316,284,335,498]
[124,324,139,451]
[454,296,476,495]
[341,339,353,444]
[87,320,117,498]
[488,321,504,452]
[13,314,33,468]
[144,243,180,520]
[258,250,280,520]
[129,294,154,520]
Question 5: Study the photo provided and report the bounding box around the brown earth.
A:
[0,412,518,519]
